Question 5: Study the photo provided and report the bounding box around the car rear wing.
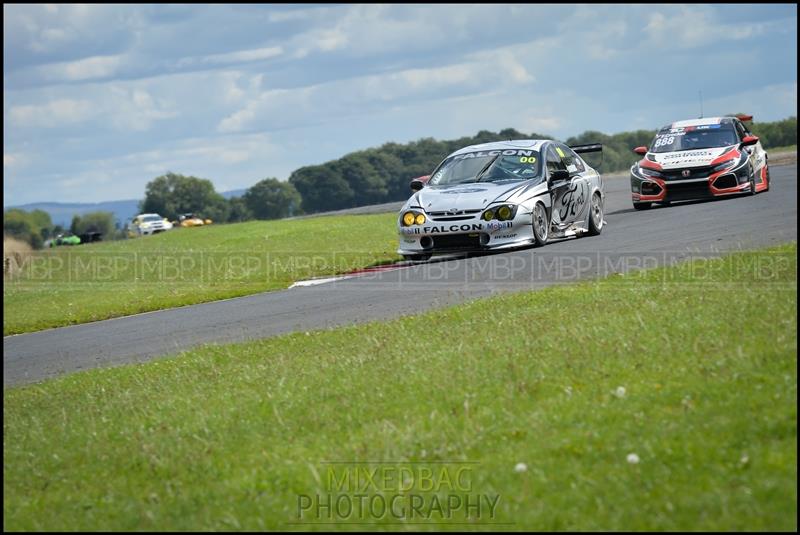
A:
[569,143,602,154]
[570,143,603,169]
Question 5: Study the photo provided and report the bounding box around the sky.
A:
[3,3,797,206]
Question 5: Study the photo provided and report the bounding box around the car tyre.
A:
[588,193,604,236]
[532,202,549,246]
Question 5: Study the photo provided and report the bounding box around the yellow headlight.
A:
[415,213,426,225]
[497,205,512,220]
[482,210,494,221]
[402,212,415,226]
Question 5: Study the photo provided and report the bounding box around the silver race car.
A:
[397,140,605,261]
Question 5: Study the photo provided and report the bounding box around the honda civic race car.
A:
[630,115,769,209]
[397,140,605,261]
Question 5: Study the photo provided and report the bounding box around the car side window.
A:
[560,144,586,174]
[734,120,748,140]
[546,145,566,176]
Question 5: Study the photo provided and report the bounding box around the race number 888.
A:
[654,136,675,148]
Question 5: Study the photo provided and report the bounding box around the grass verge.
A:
[3,213,400,335]
[4,243,797,530]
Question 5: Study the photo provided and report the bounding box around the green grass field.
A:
[4,243,796,531]
[3,214,400,335]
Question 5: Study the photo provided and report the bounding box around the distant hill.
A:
[221,189,247,199]
[7,189,249,228]
[8,200,141,228]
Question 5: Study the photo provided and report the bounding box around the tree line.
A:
[3,209,121,249]
[288,116,796,213]
[6,116,795,249]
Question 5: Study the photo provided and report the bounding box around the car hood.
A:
[648,146,734,169]
[411,181,530,212]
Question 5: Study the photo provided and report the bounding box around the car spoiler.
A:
[569,143,602,154]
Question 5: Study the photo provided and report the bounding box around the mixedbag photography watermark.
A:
[293,461,503,525]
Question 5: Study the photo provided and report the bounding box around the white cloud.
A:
[217,53,537,133]
[180,46,283,67]
[40,54,123,81]
[644,6,772,49]
[9,99,94,127]
[108,87,177,131]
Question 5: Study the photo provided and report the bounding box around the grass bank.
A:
[3,243,796,530]
[3,213,400,335]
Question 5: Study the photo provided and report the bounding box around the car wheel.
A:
[763,164,770,192]
[403,254,431,262]
[588,193,603,236]
[633,202,652,210]
[532,202,549,245]
[748,170,757,196]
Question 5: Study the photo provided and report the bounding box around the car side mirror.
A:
[550,169,570,182]
[741,135,759,147]
[633,146,648,155]
[410,175,430,192]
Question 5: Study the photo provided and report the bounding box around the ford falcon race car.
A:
[128,213,172,237]
[397,140,605,261]
[630,115,769,209]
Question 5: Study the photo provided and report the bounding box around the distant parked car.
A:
[128,213,172,237]
[78,232,103,244]
[174,213,213,228]
[49,233,81,247]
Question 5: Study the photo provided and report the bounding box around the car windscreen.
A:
[141,215,162,222]
[429,149,542,186]
[650,125,738,153]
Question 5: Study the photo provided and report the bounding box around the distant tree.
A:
[227,196,254,223]
[750,116,796,149]
[244,178,302,220]
[4,209,46,249]
[70,211,115,239]
[140,172,227,221]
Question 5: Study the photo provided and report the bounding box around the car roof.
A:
[665,116,736,129]
[449,139,548,157]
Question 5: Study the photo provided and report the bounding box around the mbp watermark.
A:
[292,461,506,526]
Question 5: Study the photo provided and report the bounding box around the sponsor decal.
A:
[439,188,487,194]
[423,224,484,233]
[401,228,421,235]
[486,221,512,232]
[662,151,712,159]
[495,233,518,239]
[558,181,587,220]
[555,147,566,158]
[452,149,535,161]
[682,170,691,177]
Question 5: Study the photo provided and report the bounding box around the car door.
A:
[548,143,590,225]
[736,119,766,173]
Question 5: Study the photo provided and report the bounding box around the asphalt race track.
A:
[4,164,797,386]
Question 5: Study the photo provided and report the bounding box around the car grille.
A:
[429,209,481,221]
[432,233,482,250]
[660,166,714,180]
[712,174,738,189]
[665,181,712,201]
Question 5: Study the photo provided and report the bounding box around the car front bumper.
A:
[397,210,534,255]
[630,164,752,203]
